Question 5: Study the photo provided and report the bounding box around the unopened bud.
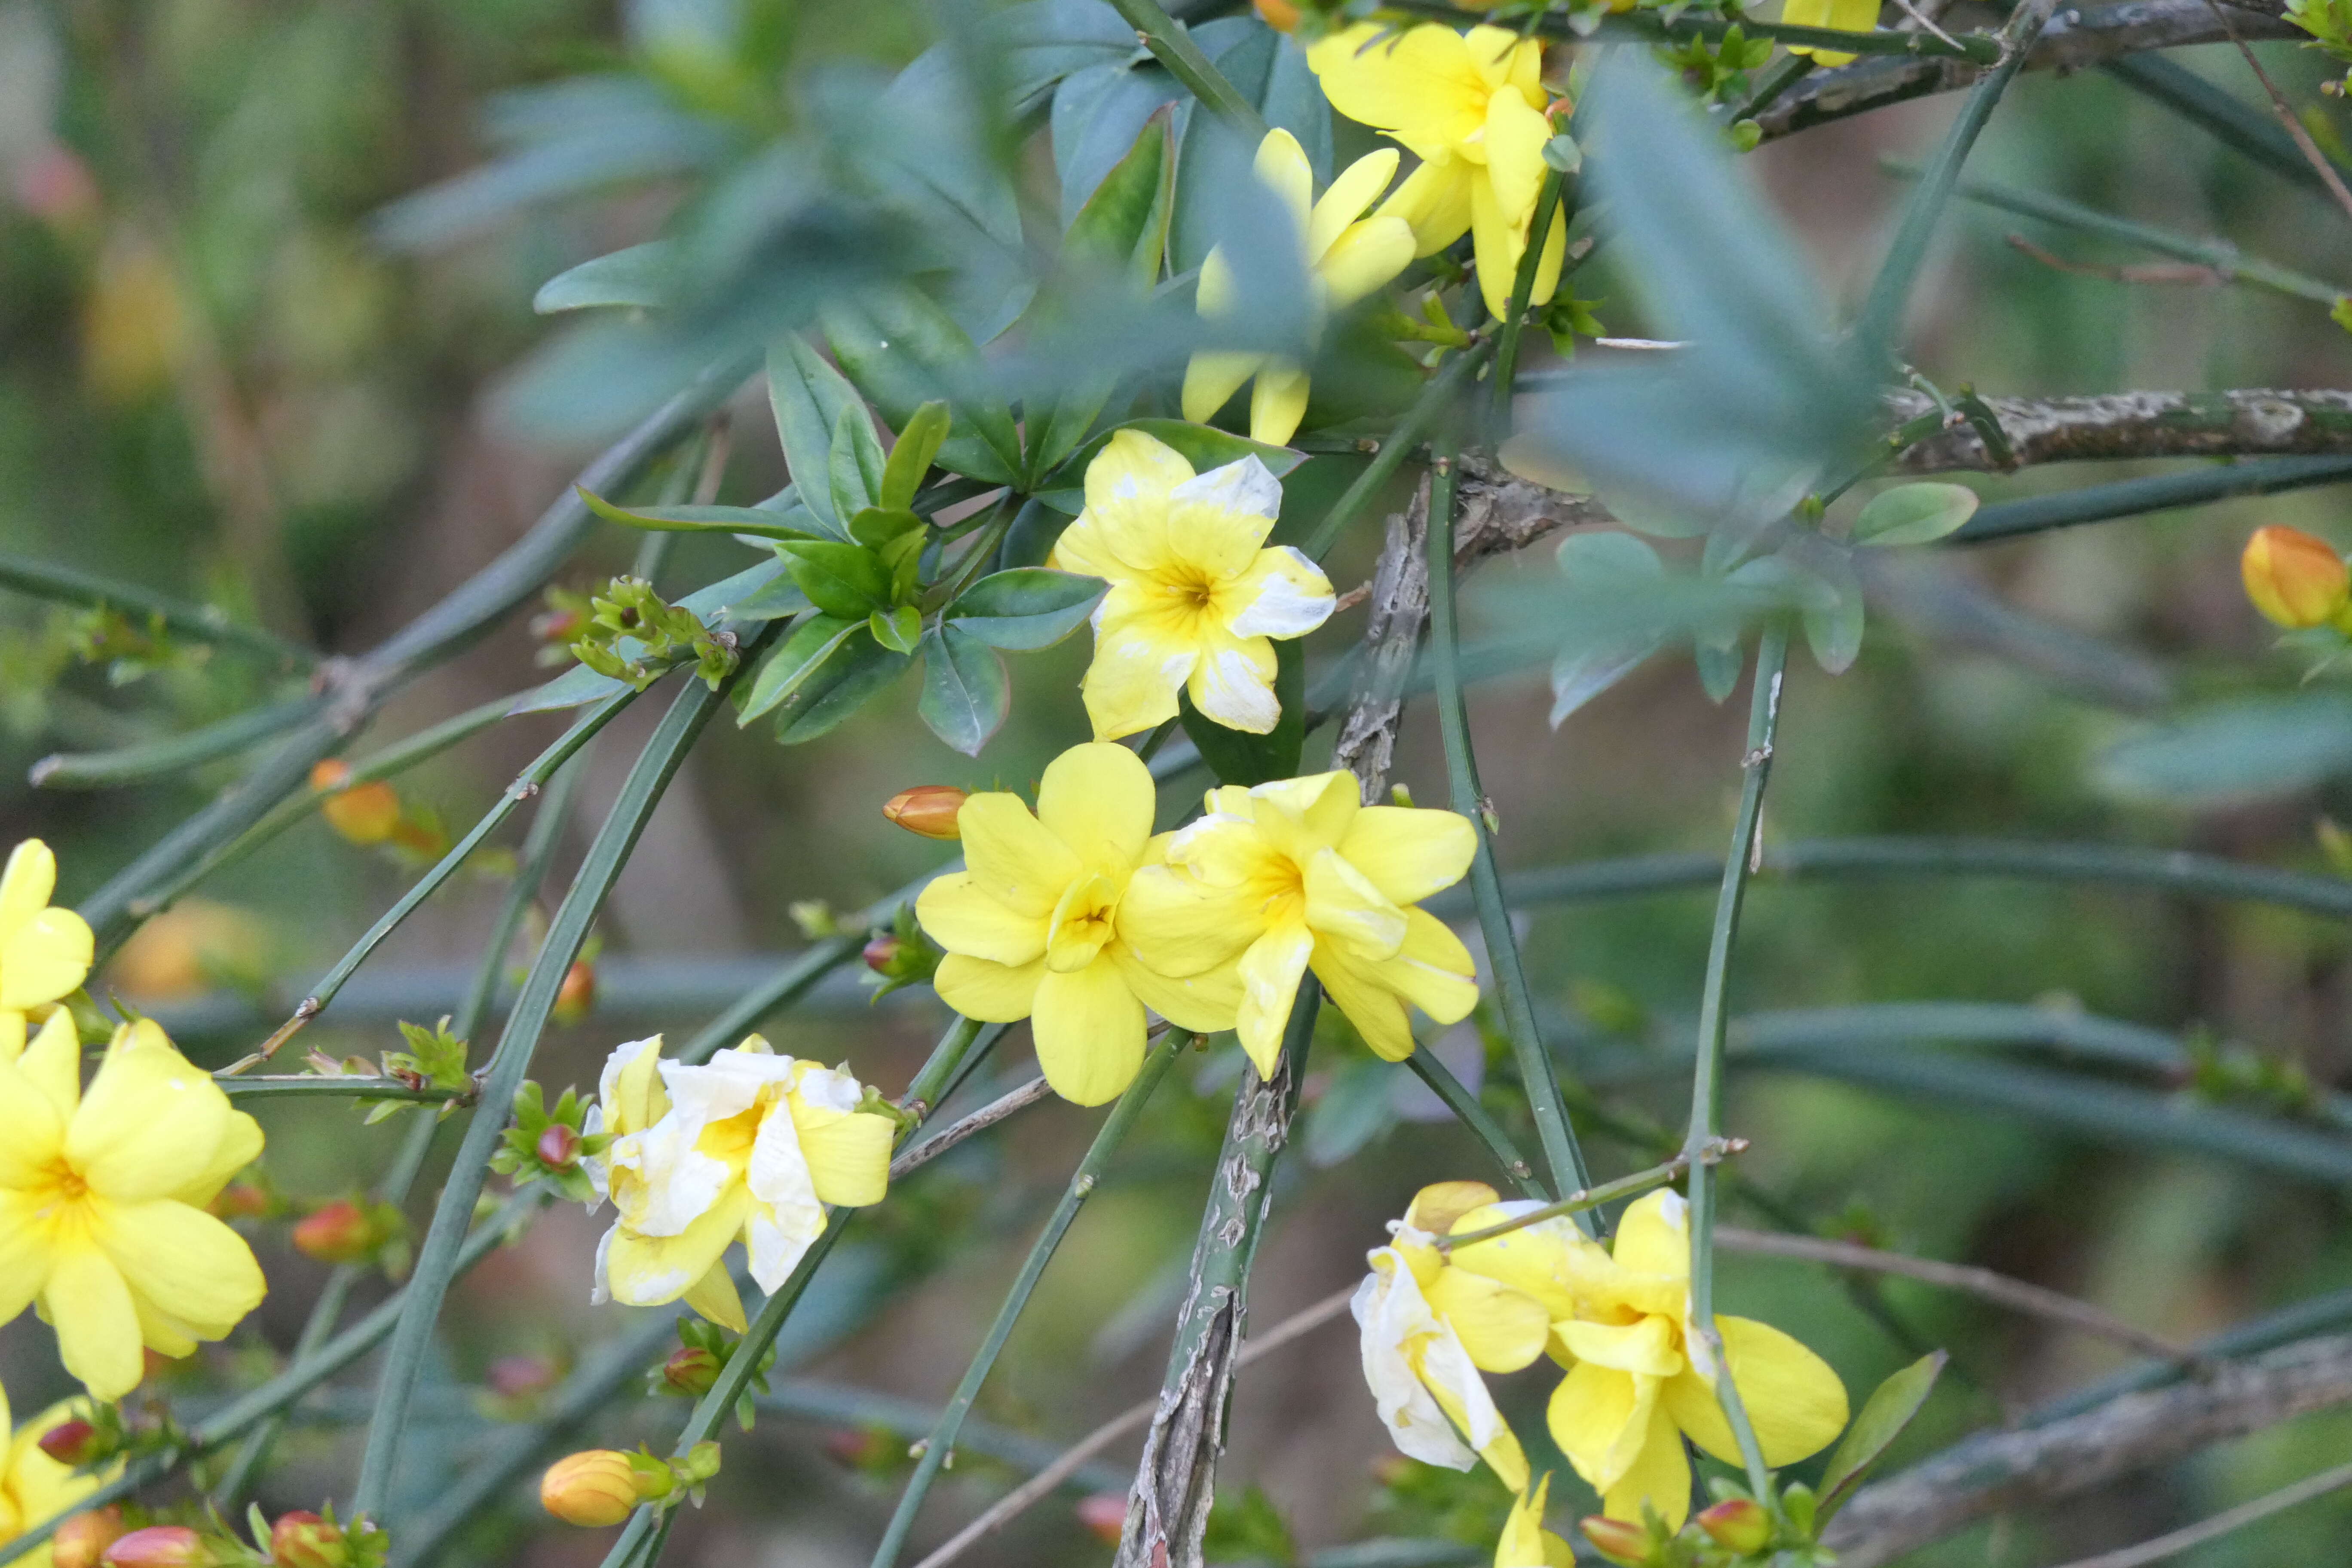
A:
[38,1418,105,1468]
[2242,525,2350,628]
[1074,1492,1126,1545]
[1578,1515,1653,1567]
[52,1508,127,1568]
[536,1123,581,1170]
[542,1450,656,1527]
[208,1181,270,1220]
[310,762,401,845]
[822,1427,891,1469]
[291,1200,377,1265]
[882,785,967,840]
[552,959,596,1026]
[660,1346,722,1396]
[268,1512,348,1568]
[1695,1497,1772,1555]
[862,935,903,974]
[99,1526,217,1568]
[488,1355,559,1400]
[1251,0,1302,29]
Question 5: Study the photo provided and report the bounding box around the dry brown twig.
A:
[2005,233,2230,287]
[2048,1455,2352,1568]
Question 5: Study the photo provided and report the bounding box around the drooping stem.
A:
[1682,623,1791,1503]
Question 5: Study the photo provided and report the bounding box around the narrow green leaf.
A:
[2096,693,2352,804]
[533,240,682,313]
[780,542,892,620]
[918,626,1011,756]
[1177,637,1303,786]
[870,605,924,654]
[881,401,952,511]
[576,487,826,542]
[829,403,887,523]
[773,630,913,745]
[735,614,861,725]
[1853,482,1981,546]
[1816,1351,1948,1522]
[945,568,1107,649]
[1033,418,1305,513]
[768,338,873,531]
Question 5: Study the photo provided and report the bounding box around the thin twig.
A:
[2047,1456,2352,1568]
[2005,233,2229,287]
[1713,1227,2199,1366]
[1439,1141,1746,1252]
[891,1075,1055,1179]
[2202,0,2352,224]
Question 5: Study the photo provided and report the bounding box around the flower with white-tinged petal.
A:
[1544,1190,1847,1531]
[1118,771,1477,1076]
[1353,1183,1537,1491]
[1305,24,1566,321]
[589,1033,895,1332]
[0,1014,265,1402]
[0,1384,116,1568]
[1182,128,1415,447]
[916,742,1242,1106]
[0,841,95,1060]
[1048,431,1334,742]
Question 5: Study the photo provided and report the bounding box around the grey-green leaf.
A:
[918,625,1009,756]
[533,240,682,313]
[1853,482,1981,546]
[946,568,1107,650]
[772,630,913,745]
[1817,1351,1948,1522]
[881,401,952,511]
[829,403,886,523]
[768,338,873,532]
[736,614,861,726]
[2096,692,2352,804]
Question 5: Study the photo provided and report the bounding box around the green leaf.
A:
[720,571,812,622]
[829,403,887,523]
[1179,637,1303,786]
[576,488,828,543]
[918,625,1011,756]
[1853,482,1981,546]
[1796,553,1865,674]
[533,240,682,313]
[780,541,892,620]
[847,506,926,553]
[736,614,862,726]
[870,605,924,654]
[1817,1351,1948,1523]
[768,337,873,533]
[1695,637,1745,703]
[823,289,1024,485]
[773,628,913,745]
[945,568,1107,649]
[2096,693,2352,805]
[881,401,952,511]
[1033,418,1305,513]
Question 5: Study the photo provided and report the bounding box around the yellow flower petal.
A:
[0,908,94,1012]
[1249,361,1313,447]
[1311,935,1415,1060]
[135,1292,200,1358]
[1254,126,1315,240]
[1222,545,1335,642]
[604,1187,750,1307]
[934,953,1046,1022]
[1031,956,1146,1106]
[1660,1315,1849,1466]
[1483,85,1551,245]
[1183,349,1262,425]
[1235,924,1314,1077]
[1183,628,1280,733]
[1380,154,1475,256]
[1318,214,1417,308]
[1423,1266,1550,1372]
[0,1067,66,1194]
[1546,1360,1657,1497]
[1309,147,1402,260]
[64,1022,235,1205]
[171,1107,263,1211]
[959,795,1082,918]
[17,1007,80,1123]
[44,1248,144,1403]
[95,1199,265,1341]
[1083,428,1194,520]
[790,1103,894,1208]
[1557,1316,1685,1378]
[1115,866,1259,979]
[1302,846,1409,960]
[1081,624,1196,741]
[1308,24,1486,159]
[918,872,1049,967]
[1110,943,1245,1034]
[0,1188,52,1326]
[1403,1180,1499,1237]
[1447,1204,1583,1318]
[1372,908,1480,1026]
[1341,806,1477,908]
[683,1262,748,1332]
[1494,1475,1555,1568]
[1163,811,1289,892]
[1602,1396,1694,1530]
[0,839,58,943]
[1783,0,1880,64]
[1611,1190,1691,1281]
[1037,741,1155,875]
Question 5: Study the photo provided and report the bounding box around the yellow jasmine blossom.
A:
[588,1032,896,1332]
[1494,1475,1574,1568]
[1780,0,1882,66]
[0,1013,266,1403]
[1354,1182,1539,1490]
[1182,128,1416,446]
[1543,1190,1847,1530]
[0,840,95,1060]
[916,743,1242,1106]
[1119,771,1478,1075]
[1,1386,114,1568]
[1049,432,1334,741]
[1305,24,1567,320]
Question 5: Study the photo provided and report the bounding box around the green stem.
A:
[31,696,325,790]
[1305,340,1494,562]
[1440,1143,1740,1251]
[1489,168,1568,433]
[1954,456,2352,543]
[217,1077,472,1103]
[1424,444,1595,1216]
[1683,624,1790,1504]
[1099,0,1268,138]
[2103,54,2352,202]
[1727,53,1817,124]
[1403,1050,1547,1201]
[1853,0,2053,349]
[1817,410,1949,508]
[870,1033,1186,1568]
[0,551,315,667]
[1381,0,2001,61]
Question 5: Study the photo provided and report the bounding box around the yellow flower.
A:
[1780,0,1883,66]
[1119,771,1478,1076]
[1182,129,1416,446]
[1542,1190,1846,1531]
[588,1032,896,1332]
[1494,1474,1575,1568]
[0,841,95,1060]
[1048,432,1334,741]
[916,743,1242,1106]
[0,1013,266,1403]
[1353,1183,1543,1491]
[0,1387,114,1568]
[1306,24,1566,320]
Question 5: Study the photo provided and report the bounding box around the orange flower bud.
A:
[268,1512,349,1568]
[882,785,968,840]
[1252,0,1302,29]
[38,1418,105,1467]
[99,1526,217,1568]
[660,1346,722,1396]
[552,959,597,1026]
[291,1200,377,1265]
[311,762,401,845]
[1074,1492,1127,1545]
[1695,1498,1772,1555]
[53,1508,128,1568]
[2242,525,2350,628]
[541,1450,650,1527]
[1578,1515,1653,1567]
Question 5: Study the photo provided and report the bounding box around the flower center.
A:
[28,1156,94,1231]
[1045,872,1121,973]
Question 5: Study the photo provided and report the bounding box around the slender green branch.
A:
[1853,0,2054,348]
[1403,1050,1547,1201]
[1682,622,1790,1504]
[1727,53,1817,124]
[2103,55,2352,202]
[1425,444,1595,1215]
[1304,342,1493,562]
[1953,455,2352,543]
[1381,0,2001,61]
[0,550,315,667]
[217,1076,474,1104]
[31,695,325,790]
[1439,1140,1745,1252]
[1489,168,1567,433]
[1100,0,1268,138]
[870,1033,1186,1568]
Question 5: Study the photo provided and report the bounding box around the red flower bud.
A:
[52,1508,127,1568]
[291,1200,376,1265]
[2242,524,2350,629]
[552,959,597,1026]
[862,935,903,974]
[208,1182,271,1220]
[541,1450,649,1527]
[38,1418,104,1467]
[536,1122,581,1170]
[821,1428,891,1469]
[100,1526,217,1568]
[1074,1492,1127,1545]
[1578,1515,1654,1568]
[268,1512,349,1568]
[882,785,968,840]
[1695,1498,1772,1555]
[487,1354,559,1400]
[660,1346,722,1396]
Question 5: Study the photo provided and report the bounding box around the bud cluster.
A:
[491,1080,611,1204]
[64,1501,385,1568]
[540,1442,721,1527]
[1579,1482,1828,1568]
[569,575,739,692]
